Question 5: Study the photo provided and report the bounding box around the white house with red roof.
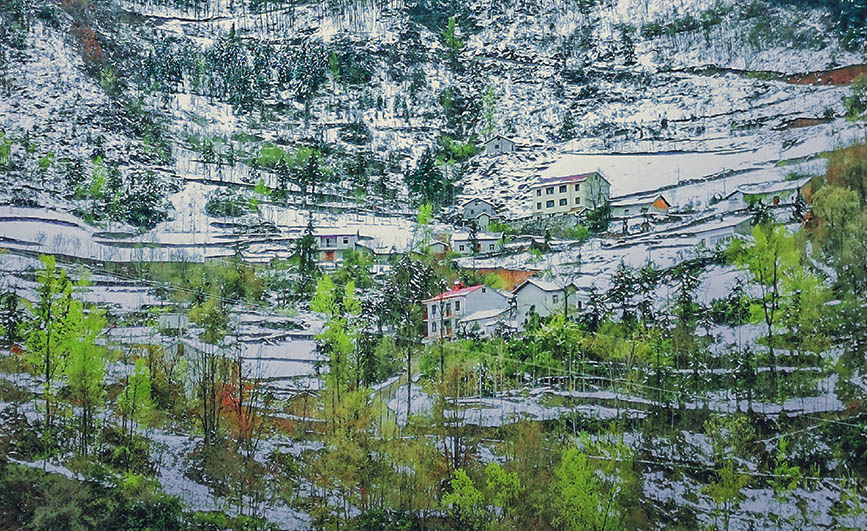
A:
[423,282,509,341]
[529,171,611,218]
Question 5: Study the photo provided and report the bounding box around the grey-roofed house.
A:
[458,307,517,338]
[725,177,811,210]
[461,198,499,230]
[512,277,581,330]
[483,135,516,156]
[451,231,504,255]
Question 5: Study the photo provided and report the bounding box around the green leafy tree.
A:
[441,16,465,57]
[416,203,434,252]
[730,225,802,373]
[554,447,620,530]
[63,299,107,456]
[188,296,230,447]
[0,131,12,168]
[311,275,361,402]
[484,462,523,526]
[0,290,23,347]
[116,357,154,472]
[481,85,499,138]
[382,256,443,418]
[20,255,74,454]
[442,468,486,530]
[703,414,755,530]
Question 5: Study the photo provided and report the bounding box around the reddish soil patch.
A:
[474,268,536,291]
[788,64,867,86]
[776,117,832,130]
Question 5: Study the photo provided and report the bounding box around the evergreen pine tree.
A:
[295,216,320,299]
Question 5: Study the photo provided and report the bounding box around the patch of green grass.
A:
[232,131,263,143]
[0,377,30,402]
[776,156,810,167]
[744,70,783,82]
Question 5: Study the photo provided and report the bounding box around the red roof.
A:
[530,172,597,188]
[423,284,483,303]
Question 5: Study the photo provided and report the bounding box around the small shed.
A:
[610,194,671,218]
[483,135,516,156]
[461,198,497,219]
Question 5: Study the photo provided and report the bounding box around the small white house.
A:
[427,241,450,255]
[451,231,503,255]
[725,177,811,211]
[610,194,671,218]
[461,198,499,231]
[423,283,509,341]
[512,277,581,329]
[314,229,361,263]
[656,215,753,248]
[483,135,516,156]
[461,198,496,219]
[458,308,517,338]
[695,217,752,247]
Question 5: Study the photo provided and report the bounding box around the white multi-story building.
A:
[423,282,509,341]
[529,171,611,218]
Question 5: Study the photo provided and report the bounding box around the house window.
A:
[536,189,541,197]
[574,184,580,191]
[481,287,487,293]
[559,198,567,206]
[559,185,567,193]
[431,305,437,316]
[537,202,542,210]
[624,209,630,215]
[546,200,554,208]
[546,187,554,195]
[488,243,495,250]
[455,300,461,312]
[495,144,500,150]
[431,321,438,333]
[553,294,559,304]
[459,244,465,252]
[468,209,473,215]
[343,237,349,245]
[575,197,580,204]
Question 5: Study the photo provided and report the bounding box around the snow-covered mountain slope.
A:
[0,0,864,253]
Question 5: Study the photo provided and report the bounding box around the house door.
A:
[324,250,335,262]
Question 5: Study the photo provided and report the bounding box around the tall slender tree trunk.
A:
[406,346,411,422]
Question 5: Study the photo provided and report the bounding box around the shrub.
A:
[566,225,591,242]
[844,74,867,120]
[205,190,254,217]
[339,121,372,145]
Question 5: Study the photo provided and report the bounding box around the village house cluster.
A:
[309,140,813,342]
[422,277,583,341]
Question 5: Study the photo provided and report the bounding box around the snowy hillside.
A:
[2,0,867,529]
